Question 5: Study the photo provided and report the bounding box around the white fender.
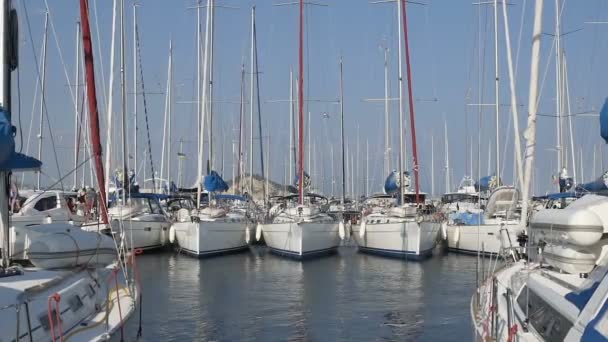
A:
[169,225,176,244]
[245,226,251,244]
[256,223,263,241]
[441,223,448,241]
[347,221,352,238]
[339,221,345,240]
[161,226,167,246]
[359,219,366,239]
[454,226,460,244]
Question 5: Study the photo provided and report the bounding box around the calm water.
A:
[117,246,478,341]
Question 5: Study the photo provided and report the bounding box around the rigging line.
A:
[22,2,65,191]
[92,0,108,116]
[513,0,526,80]
[135,16,157,189]
[42,0,77,109]
[15,46,22,153]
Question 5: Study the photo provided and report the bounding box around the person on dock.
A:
[559,167,569,193]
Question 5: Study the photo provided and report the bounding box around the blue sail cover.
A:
[601,97,608,144]
[293,171,311,189]
[0,109,41,171]
[576,171,608,193]
[475,175,497,192]
[384,170,410,195]
[204,171,229,192]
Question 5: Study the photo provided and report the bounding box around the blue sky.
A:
[13,0,608,197]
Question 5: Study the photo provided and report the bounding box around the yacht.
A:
[170,193,252,257]
[352,191,441,260]
[260,193,341,259]
[443,185,524,256]
[471,193,608,341]
[0,2,136,340]
[9,190,86,260]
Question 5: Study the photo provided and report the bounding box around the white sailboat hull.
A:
[352,220,440,259]
[261,222,340,259]
[172,220,249,257]
[445,222,523,256]
[0,264,136,342]
[81,215,171,252]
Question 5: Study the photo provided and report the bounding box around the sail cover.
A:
[384,170,410,195]
[576,171,608,193]
[601,97,608,144]
[0,109,41,171]
[204,171,229,192]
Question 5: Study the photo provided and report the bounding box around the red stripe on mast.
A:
[80,0,108,224]
[401,0,420,204]
[298,0,304,205]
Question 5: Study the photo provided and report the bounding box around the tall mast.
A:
[73,21,81,189]
[401,0,421,203]
[80,0,109,223]
[493,0,500,185]
[249,6,254,194]
[132,3,138,173]
[208,0,215,171]
[119,0,128,198]
[253,8,266,202]
[383,47,390,177]
[339,57,346,205]
[297,0,304,204]
[36,12,48,190]
[1,0,15,268]
[396,0,405,204]
[289,69,294,185]
[444,120,449,193]
[554,0,562,176]
[104,0,117,199]
[196,0,201,166]
[167,40,173,185]
[431,134,434,197]
[237,64,244,193]
[196,0,211,207]
[520,0,544,225]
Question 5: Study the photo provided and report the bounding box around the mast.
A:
[401,0,420,203]
[520,0,544,225]
[196,0,201,167]
[132,3,138,172]
[249,6,254,194]
[1,0,14,268]
[196,0,211,207]
[383,47,390,177]
[366,139,369,197]
[297,0,304,204]
[444,120,449,193]
[73,21,81,189]
[80,0,109,224]
[160,40,172,187]
[339,56,346,205]
[207,0,215,171]
[289,68,294,185]
[119,0,128,198]
[554,0,562,176]
[431,134,434,197]
[253,8,266,202]
[36,12,48,190]
[104,0,117,200]
[396,0,406,204]
[237,64,245,193]
[493,0,500,186]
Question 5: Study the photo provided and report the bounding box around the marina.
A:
[1,0,608,341]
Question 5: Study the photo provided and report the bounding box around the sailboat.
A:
[82,0,172,252]
[0,1,136,340]
[169,0,251,258]
[258,0,341,259]
[352,0,441,260]
[471,2,608,339]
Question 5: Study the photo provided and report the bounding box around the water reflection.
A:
[119,247,477,341]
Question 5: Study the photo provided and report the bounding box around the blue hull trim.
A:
[176,245,250,258]
[447,247,498,258]
[357,246,433,260]
[268,246,338,260]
